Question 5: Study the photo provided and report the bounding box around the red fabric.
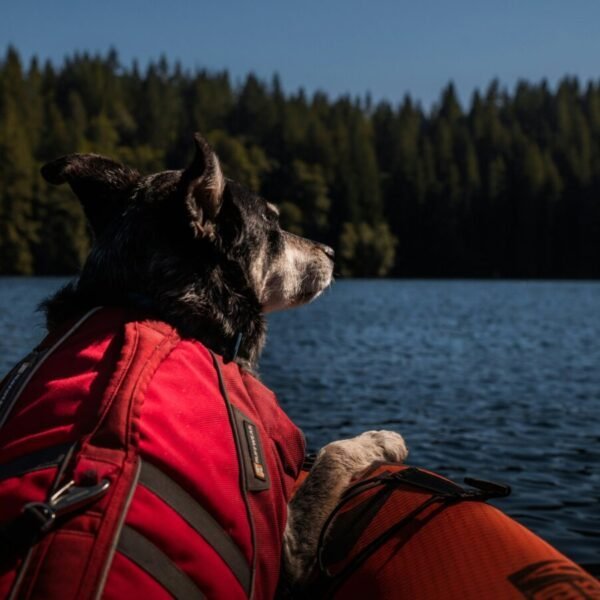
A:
[219,361,305,600]
[120,485,247,599]
[137,340,253,564]
[18,530,97,600]
[102,553,173,600]
[0,308,305,599]
[0,311,123,459]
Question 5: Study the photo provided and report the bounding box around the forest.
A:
[1,47,599,277]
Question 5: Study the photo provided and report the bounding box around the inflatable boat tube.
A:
[298,463,600,599]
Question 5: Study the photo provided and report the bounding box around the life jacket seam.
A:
[84,320,140,446]
[126,329,181,451]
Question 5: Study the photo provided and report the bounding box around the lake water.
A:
[1,277,599,568]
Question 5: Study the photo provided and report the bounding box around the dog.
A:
[40,133,408,590]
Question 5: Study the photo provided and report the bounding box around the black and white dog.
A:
[41,133,408,587]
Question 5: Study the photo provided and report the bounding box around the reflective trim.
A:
[118,525,205,599]
[94,458,142,600]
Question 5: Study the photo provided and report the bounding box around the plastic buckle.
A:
[21,501,57,533]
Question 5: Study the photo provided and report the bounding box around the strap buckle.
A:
[22,478,110,533]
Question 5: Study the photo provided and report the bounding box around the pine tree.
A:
[0,49,36,274]
[0,47,600,277]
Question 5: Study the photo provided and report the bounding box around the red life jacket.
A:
[0,307,305,599]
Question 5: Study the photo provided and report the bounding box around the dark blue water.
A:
[1,278,599,566]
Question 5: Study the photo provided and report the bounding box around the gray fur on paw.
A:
[283,430,408,585]
[320,429,408,474]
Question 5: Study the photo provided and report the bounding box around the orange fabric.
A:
[310,464,600,599]
[292,468,310,497]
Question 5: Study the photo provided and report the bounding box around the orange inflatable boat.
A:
[299,463,600,599]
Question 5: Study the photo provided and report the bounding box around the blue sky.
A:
[2,0,599,108]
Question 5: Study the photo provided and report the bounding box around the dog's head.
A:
[41,134,334,366]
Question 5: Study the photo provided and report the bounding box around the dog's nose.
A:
[320,245,335,261]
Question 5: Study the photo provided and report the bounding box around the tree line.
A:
[1,47,599,277]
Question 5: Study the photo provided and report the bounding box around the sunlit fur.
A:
[254,231,333,313]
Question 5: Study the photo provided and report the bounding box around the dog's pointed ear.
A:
[41,154,140,235]
[182,133,225,238]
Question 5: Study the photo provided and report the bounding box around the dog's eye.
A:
[263,202,280,224]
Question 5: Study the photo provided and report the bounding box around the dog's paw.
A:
[320,430,408,476]
[283,430,408,585]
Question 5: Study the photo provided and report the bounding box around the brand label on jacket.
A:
[233,407,270,491]
[244,421,266,481]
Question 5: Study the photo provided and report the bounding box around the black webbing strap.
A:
[0,443,73,483]
[389,467,465,495]
[312,467,511,598]
[0,351,46,430]
[118,526,205,600]
[139,460,251,594]
[320,484,395,566]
